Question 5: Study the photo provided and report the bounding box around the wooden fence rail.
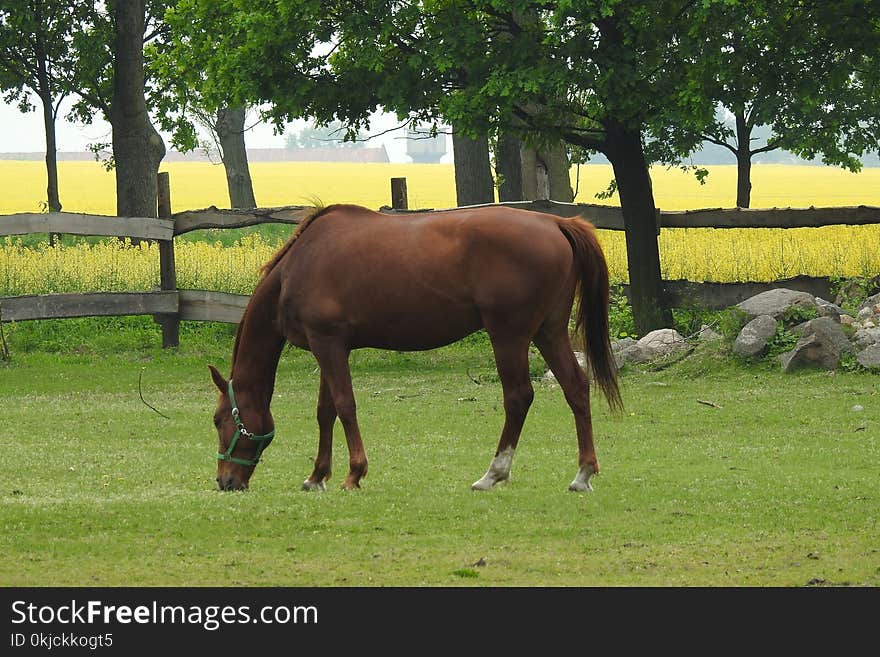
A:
[1,173,879,348]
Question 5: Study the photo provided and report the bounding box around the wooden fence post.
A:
[157,172,179,348]
[391,177,408,210]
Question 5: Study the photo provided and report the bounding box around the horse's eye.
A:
[213,417,222,429]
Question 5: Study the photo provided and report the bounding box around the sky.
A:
[0,96,423,163]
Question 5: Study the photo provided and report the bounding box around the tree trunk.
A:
[496,132,524,201]
[38,90,61,213]
[605,123,672,335]
[735,112,752,208]
[110,0,165,222]
[452,129,495,206]
[519,142,574,202]
[542,143,574,202]
[35,32,61,245]
[215,106,257,209]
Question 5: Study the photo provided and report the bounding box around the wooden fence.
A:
[2,173,879,348]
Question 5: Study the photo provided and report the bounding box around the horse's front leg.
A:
[302,373,335,491]
[307,336,368,490]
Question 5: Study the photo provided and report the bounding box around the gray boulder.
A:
[852,327,880,350]
[734,315,777,357]
[800,317,854,354]
[633,328,687,362]
[737,288,818,319]
[856,344,880,370]
[610,338,637,369]
[815,297,845,320]
[780,314,860,372]
[856,292,880,315]
[614,329,687,365]
[698,324,723,342]
[611,337,637,354]
[856,306,874,322]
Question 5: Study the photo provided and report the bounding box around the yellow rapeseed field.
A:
[1,160,879,295]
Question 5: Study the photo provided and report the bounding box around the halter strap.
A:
[216,379,275,467]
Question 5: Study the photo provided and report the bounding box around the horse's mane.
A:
[231,205,334,367]
[258,204,334,280]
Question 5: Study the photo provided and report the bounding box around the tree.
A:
[687,0,880,207]
[285,120,366,148]
[214,107,257,208]
[452,129,495,205]
[0,1,92,215]
[165,1,738,333]
[110,0,165,220]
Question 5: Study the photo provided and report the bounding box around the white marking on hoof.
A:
[301,479,326,492]
[471,447,515,491]
[568,463,596,492]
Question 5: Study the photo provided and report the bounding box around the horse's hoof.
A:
[341,480,361,491]
[471,477,493,491]
[568,463,596,492]
[471,473,507,490]
[471,448,514,490]
[301,479,326,492]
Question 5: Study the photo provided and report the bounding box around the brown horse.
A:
[209,203,621,493]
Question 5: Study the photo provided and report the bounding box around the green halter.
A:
[216,379,275,467]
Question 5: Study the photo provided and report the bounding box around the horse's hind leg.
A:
[472,332,534,490]
[307,336,368,490]
[533,328,598,492]
[302,373,335,491]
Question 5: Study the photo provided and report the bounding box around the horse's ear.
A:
[208,365,227,394]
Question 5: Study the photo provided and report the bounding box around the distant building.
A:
[405,127,447,164]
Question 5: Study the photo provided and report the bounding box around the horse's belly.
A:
[348,304,483,351]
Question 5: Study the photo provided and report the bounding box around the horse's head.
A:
[209,365,275,492]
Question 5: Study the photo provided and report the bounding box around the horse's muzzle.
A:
[216,475,248,492]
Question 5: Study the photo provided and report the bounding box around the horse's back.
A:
[277,204,576,349]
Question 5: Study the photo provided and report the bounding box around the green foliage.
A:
[681,0,880,204]
[285,121,366,148]
[608,291,637,340]
[671,307,725,339]
[716,307,751,339]
[765,323,799,358]
[779,304,819,326]
[830,276,876,316]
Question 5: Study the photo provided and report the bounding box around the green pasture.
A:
[0,319,877,586]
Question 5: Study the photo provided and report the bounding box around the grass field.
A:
[0,321,878,586]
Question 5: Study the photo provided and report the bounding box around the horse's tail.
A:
[555,217,623,412]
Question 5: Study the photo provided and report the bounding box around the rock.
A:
[734,315,777,357]
[856,344,880,370]
[736,288,818,320]
[815,297,844,320]
[856,306,874,322]
[856,292,880,315]
[632,328,687,362]
[852,327,880,350]
[698,324,723,342]
[852,405,864,412]
[800,317,854,354]
[840,314,855,326]
[611,338,636,354]
[780,333,842,372]
[618,342,648,366]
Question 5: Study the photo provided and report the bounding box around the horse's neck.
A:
[231,276,286,409]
